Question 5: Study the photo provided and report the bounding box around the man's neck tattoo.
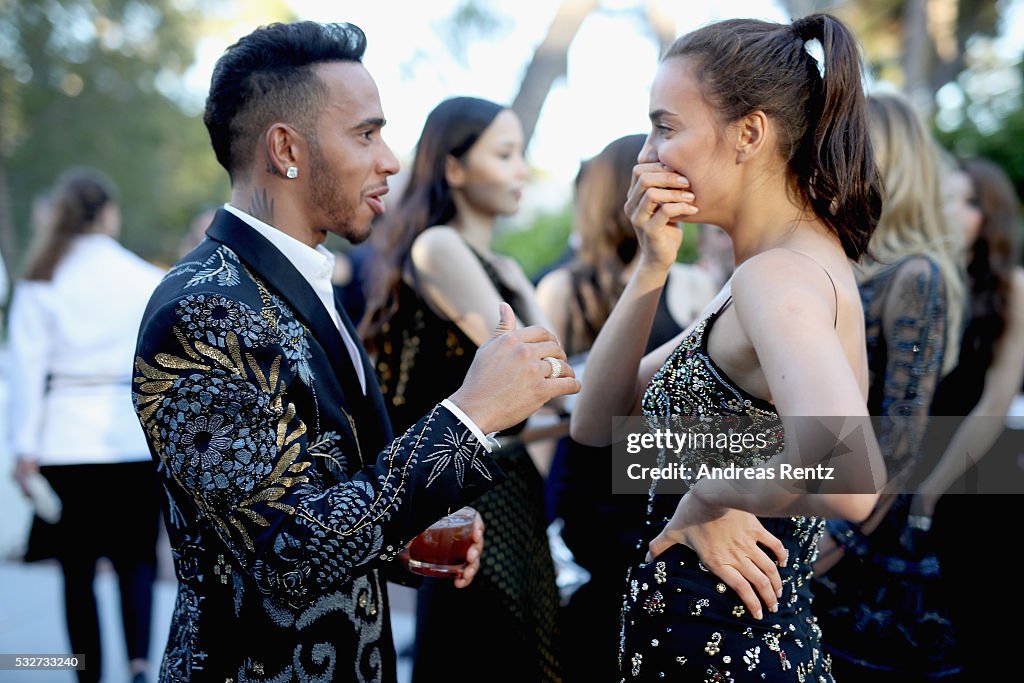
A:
[250,188,275,225]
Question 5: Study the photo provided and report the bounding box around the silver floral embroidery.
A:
[631,653,643,677]
[421,426,492,488]
[744,646,761,671]
[176,246,241,288]
[705,632,722,656]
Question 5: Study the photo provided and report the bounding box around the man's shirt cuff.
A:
[440,399,500,452]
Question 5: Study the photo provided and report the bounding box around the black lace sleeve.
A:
[863,256,949,478]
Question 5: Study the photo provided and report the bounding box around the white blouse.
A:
[6,234,164,465]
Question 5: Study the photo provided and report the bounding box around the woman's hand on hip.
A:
[646,494,787,620]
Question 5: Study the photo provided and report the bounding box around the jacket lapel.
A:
[206,210,367,412]
[334,289,393,447]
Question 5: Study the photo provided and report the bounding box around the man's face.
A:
[306,61,399,244]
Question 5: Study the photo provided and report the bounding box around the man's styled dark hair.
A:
[203,21,367,180]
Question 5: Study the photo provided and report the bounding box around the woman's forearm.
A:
[919,404,1011,498]
[689,419,885,522]
[570,262,669,445]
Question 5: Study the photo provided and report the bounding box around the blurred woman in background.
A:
[813,92,966,682]
[8,168,164,683]
[921,157,1024,679]
[362,96,561,682]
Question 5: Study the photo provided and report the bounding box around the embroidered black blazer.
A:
[132,209,504,682]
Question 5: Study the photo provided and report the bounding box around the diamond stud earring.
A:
[286,166,299,179]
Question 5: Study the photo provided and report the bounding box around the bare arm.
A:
[915,268,1024,512]
[570,162,697,446]
[686,251,883,521]
[410,226,547,346]
[534,268,572,346]
[487,252,552,329]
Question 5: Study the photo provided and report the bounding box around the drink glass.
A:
[406,506,477,578]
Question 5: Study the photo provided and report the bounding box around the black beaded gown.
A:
[374,243,561,682]
[621,297,834,683]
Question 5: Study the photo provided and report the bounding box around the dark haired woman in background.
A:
[572,14,884,681]
[8,168,164,683]
[361,97,561,682]
[921,158,1024,679]
[536,134,718,356]
[536,133,718,681]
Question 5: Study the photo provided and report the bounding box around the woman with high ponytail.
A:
[570,14,883,681]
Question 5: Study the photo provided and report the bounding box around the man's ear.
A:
[735,110,769,164]
[265,123,303,178]
[445,155,466,189]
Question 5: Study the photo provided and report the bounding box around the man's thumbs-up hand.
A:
[449,303,579,435]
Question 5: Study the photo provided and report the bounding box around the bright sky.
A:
[285,0,789,183]
[181,0,1024,190]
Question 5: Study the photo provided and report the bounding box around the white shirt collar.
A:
[223,203,335,285]
[217,205,493,438]
[222,203,366,394]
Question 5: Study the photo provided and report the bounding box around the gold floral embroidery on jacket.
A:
[134,320,309,555]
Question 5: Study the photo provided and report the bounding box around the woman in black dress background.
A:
[921,158,1024,679]
[362,96,561,682]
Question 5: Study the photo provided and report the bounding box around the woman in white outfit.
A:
[8,168,165,683]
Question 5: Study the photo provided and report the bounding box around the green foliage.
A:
[935,82,1024,206]
[0,0,239,272]
[677,222,700,264]
[493,203,700,280]
[493,204,573,280]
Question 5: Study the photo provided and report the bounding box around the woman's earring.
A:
[286,166,299,179]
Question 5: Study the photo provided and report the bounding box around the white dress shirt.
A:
[224,203,367,394]
[6,234,165,465]
[223,205,496,450]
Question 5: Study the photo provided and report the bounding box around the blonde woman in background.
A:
[8,168,164,683]
[813,92,966,682]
